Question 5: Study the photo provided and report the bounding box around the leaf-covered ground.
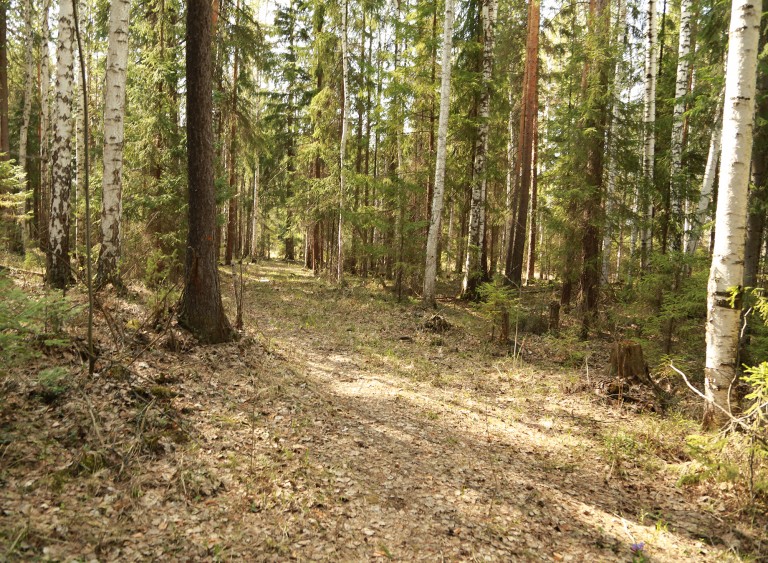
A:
[1,261,766,561]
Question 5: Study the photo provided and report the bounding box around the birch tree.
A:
[423,0,455,307]
[462,0,497,298]
[46,0,76,288]
[668,0,693,251]
[97,0,131,286]
[639,0,658,270]
[16,0,35,250]
[703,0,762,428]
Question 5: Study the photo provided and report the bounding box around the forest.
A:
[0,0,767,557]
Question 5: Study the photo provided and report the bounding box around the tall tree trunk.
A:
[525,117,538,282]
[639,0,658,270]
[225,39,239,266]
[703,0,762,428]
[505,0,538,288]
[46,0,76,288]
[423,0,454,307]
[668,0,693,251]
[179,0,234,343]
[17,0,36,251]
[38,0,52,250]
[579,0,610,337]
[337,0,350,283]
[461,0,497,298]
[97,0,131,286]
[0,5,8,158]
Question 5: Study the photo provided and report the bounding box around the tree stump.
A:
[609,340,648,382]
[548,301,560,333]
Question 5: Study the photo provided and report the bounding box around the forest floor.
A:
[1,260,767,561]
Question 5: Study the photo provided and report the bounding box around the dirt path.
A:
[1,261,764,561]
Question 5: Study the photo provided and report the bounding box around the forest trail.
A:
[1,261,765,561]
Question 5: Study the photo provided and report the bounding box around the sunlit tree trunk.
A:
[639,0,658,270]
[16,0,35,250]
[179,0,234,343]
[461,0,496,299]
[704,0,762,428]
[225,37,239,266]
[97,0,131,286]
[423,0,454,307]
[668,0,692,251]
[46,0,76,288]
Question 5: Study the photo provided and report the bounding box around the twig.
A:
[81,389,106,449]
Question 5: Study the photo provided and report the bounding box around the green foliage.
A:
[0,273,73,370]
[36,367,71,399]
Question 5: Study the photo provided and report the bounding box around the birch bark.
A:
[97,0,131,286]
[46,0,76,288]
[668,0,692,251]
[703,0,762,428]
[423,0,455,306]
[17,0,35,249]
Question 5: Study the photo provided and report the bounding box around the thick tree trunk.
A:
[38,0,52,250]
[423,0,454,307]
[461,0,497,299]
[639,0,658,270]
[703,0,761,428]
[46,0,76,288]
[668,0,692,251]
[179,0,234,344]
[97,0,131,286]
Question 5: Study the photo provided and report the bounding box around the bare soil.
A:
[1,261,766,561]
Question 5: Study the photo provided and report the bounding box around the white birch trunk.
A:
[684,88,723,255]
[602,0,627,282]
[423,0,455,306]
[668,0,692,251]
[40,0,52,242]
[17,0,35,248]
[639,0,658,270]
[97,0,131,284]
[462,0,496,297]
[46,0,76,288]
[704,0,762,428]
[337,0,350,283]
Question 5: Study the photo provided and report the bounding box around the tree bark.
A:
[97,0,131,286]
[504,0,538,288]
[668,0,693,252]
[703,0,762,428]
[461,0,497,299]
[46,0,76,288]
[337,0,350,283]
[423,0,455,307]
[179,0,234,343]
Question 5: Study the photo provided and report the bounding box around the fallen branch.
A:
[670,363,768,448]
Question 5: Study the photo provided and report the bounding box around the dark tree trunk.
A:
[0,6,8,158]
[179,0,234,344]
